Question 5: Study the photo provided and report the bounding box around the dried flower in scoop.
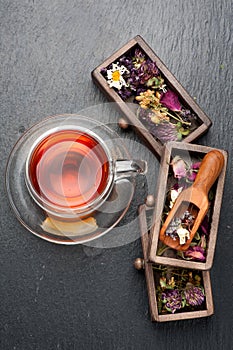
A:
[165,210,195,245]
[158,154,211,261]
[176,227,190,245]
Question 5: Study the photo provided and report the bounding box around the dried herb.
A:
[157,155,212,262]
[154,265,205,314]
[101,47,199,143]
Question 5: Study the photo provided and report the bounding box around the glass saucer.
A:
[5,114,136,244]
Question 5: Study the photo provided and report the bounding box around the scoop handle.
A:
[193,150,224,194]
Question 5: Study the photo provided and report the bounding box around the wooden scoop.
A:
[159,150,225,251]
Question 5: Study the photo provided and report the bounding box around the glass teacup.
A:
[25,123,147,220]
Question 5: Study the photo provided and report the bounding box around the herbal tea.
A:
[27,129,110,209]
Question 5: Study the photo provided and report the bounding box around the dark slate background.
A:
[1,1,232,349]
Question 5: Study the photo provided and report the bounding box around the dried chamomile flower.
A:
[107,63,129,90]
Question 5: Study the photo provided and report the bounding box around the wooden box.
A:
[136,205,214,322]
[149,141,228,270]
[92,35,212,158]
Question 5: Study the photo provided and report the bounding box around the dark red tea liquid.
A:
[28,130,110,209]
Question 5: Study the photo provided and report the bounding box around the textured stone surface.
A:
[0,0,232,349]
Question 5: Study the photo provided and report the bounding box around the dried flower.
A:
[136,90,170,124]
[184,283,205,306]
[160,90,181,111]
[106,63,129,90]
[200,235,207,249]
[168,277,176,288]
[160,155,211,261]
[159,276,176,289]
[165,210,195,243]
[171,156,187,179]
[118,87,132,100]
[180,108,197,122]
[136,89,160,109]
[142,118,178,142]
[186,161,201,181]
[136,60,160,84]
[150,110,170,124]
[132,48,146,67]
[155,266,206,315]
[138,107,179,142]
[151,121,179,142]
[200,215,209,236]
[184,246,206,262]
[146,76,166,91]
[102,47,199,143]
[169,187,183,208]
[191,162,201,170]
[160,277,168,289]
[161,289,183,313]
[187,171,197,182]
[177,227,190,245]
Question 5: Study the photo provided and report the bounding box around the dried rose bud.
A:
[171,156,187,179]
[184,246,206,262]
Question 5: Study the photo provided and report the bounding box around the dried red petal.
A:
[160,90,181,111]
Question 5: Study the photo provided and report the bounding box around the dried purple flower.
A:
[152,122,179,143]
[119,56,134,71]
[200,215,209,236]
[184,283,205,306]
[137,60,160,84]
[134,48,146,60]
[187,171,197,182]
[160,90,181,111]
[148,121,178,142]
[138,107,179,142]
[186,162,201,181]
[172,183,180,191]
[191,162,201,170]
[161,289,183,313]
[100,67,107,75]
[184,246,206,262]
[127,59,160,92]
[180,108,197,121]
[118,87,133,100]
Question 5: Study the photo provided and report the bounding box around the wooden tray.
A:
[92,35,212,158]
[149,141,228,270]
[136,204,214,322]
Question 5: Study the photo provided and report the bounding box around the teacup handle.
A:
[115,160,147,180]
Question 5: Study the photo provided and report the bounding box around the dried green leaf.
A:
[177,132,183,141]
[194,231,200,240]
[208,190,214,201]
